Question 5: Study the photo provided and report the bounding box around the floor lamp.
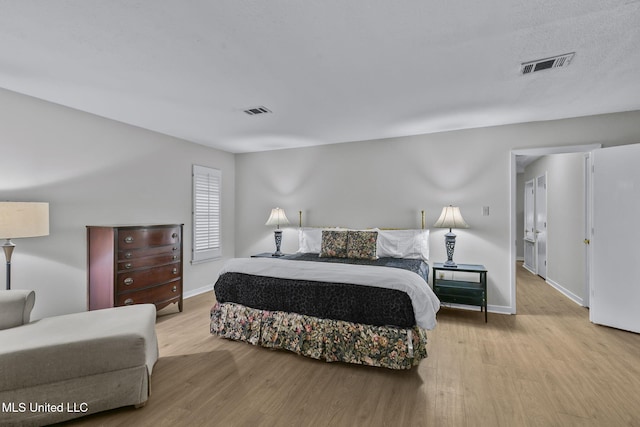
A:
[0,202,50,290]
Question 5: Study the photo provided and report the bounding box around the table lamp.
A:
[265,207,289,257]
[433,205,468,268]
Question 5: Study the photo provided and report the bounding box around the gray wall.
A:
[521,152,586,303]
[3,84,640,317]
[236,111,640,313]
[1,88,235,320]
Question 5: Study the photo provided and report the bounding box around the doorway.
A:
[510,144,600,314]
[522,174,547,279]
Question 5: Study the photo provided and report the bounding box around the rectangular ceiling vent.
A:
[521,52,575,75]
[243,106,272,116]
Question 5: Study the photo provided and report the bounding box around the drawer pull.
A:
[172,247,178,251]
[124,263,133,269]
[124,278,134,286]
[172,255,178,260]
[124,236,134,244]
[124,298,134,305]
[172,268,178,274]
[172,285,177,292]
[124,252,132,259]
[172,232,178,239]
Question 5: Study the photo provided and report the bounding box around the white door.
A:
[535,174,547,279]
[591,144,640,333]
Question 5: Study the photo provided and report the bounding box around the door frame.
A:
[523,178,536,273]
[583,153,592,308]
[535,173,547,279]
[509,144,600,314]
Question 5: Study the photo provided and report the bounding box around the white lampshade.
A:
[265,208,290,228]
[433,205,469,230]
[0,202,50,239]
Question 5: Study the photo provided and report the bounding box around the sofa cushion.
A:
[0,304,158,392]
[0,290,35,330]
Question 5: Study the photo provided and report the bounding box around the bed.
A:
[210,223,440,370]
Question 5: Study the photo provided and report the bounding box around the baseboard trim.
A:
[184,284,214,300]
[546,278,584,307]
[546,278,584,306]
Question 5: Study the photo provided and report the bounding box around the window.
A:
[192,165,222,263]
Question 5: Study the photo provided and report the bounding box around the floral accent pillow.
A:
[347,230,378,260]
[320,230,348,258]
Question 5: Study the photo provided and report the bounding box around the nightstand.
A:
[432,263,487,322]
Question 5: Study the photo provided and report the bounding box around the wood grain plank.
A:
[65,262,640,426]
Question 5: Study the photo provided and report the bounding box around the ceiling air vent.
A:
[243,106,272,115]
[521,52,575,75]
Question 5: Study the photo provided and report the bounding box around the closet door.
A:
[591,144,640,333]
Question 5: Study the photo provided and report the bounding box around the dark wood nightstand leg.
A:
[482,271,487,322]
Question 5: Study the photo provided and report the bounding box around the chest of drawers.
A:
[87,224,183,312]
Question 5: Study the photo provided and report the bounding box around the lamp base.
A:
[272,229,284,257]
[2,239,15,290]
[444,231,457,269]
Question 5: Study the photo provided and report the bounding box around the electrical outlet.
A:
[482,206,490,216]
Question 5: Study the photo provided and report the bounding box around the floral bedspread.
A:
[210,302,429,370]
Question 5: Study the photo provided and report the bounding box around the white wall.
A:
[0,88,235,320]
[236,110,640,313]
[3,83,639,317]
[521,152,586,303]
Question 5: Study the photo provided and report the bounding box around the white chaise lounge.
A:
[0,290,158,426]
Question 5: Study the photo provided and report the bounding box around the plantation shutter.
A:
[192,165,222,262]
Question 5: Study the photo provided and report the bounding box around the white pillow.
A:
[375,229,430,261]
[298,228,323,253]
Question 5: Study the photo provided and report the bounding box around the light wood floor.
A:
[67,263,640,426]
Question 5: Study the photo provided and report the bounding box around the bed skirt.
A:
[210,302,429,370]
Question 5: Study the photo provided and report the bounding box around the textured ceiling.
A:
[1,1,639,153]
